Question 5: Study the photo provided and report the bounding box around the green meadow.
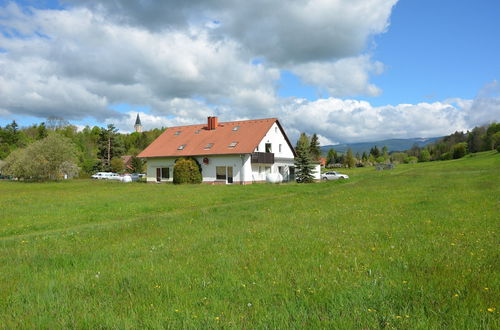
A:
[0,152,498,328]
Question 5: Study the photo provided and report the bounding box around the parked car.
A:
[91,172,113,179]
[91,172,120,180]
[321,171,349,181]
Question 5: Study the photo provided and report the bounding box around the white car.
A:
[91,172,120,180]
[321,171,349,181]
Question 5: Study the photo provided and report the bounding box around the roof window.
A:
[178,144,186,150]
[204,143,214,150]
[228,141,238,148]
[232,126,240,131]
[195,129,201,134]
[174,131,182,136]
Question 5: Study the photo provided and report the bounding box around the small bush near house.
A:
[173,157,202,184]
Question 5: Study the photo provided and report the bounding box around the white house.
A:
[138,117,313,184]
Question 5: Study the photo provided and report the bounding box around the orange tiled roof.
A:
[138,118,295,158]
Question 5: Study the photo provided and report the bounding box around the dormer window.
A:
[174,131,182,136]
[178,144,186,150]
[195,129,201,134]
[204,143,214,150]
[232,126,240,131]
[228,141,238,148]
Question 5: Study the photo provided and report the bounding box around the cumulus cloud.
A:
[275,97,472,144]
[65,0,398,64]
[292,55,384,97]
[0,3,279,120]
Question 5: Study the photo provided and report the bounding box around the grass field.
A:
[0,152,499,328]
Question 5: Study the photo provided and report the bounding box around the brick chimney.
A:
[207,116,218,130]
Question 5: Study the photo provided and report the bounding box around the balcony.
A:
[251,152,274,164]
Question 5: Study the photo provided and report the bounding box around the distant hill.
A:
[321,137,442,155]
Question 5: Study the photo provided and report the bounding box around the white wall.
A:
[145,155,249,183]
[254,122,295,158]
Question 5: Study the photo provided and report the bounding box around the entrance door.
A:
[156,168,161,182]
[227,166,233,184]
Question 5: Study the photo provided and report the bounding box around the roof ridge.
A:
[162,117,277,130]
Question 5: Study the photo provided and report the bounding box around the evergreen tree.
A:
[370,146,380,158]
[294,136,315,183]
[309,133,321,161]
[296,133,310,151]
[97,124,123,170]
[326,148,336,166]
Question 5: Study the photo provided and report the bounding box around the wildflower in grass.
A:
[453,294,459,298]
[395,315,402,319]
[487,308,495,313]
[368,308,375,312]
[405,315,410,318]
[154,285,160,289]
[484,287,489,291]
[247,303,252,307]
[371,247,376,251]
[402,281,407,284]
[215,316,220,321]
[175,309,179,313]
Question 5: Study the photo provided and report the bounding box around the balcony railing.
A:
[251,152,274,164]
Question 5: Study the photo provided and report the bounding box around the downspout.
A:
[240,154,245,185]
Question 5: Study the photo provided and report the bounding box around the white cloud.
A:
[291,55,384,97]
[0,3,279,120]
[275,97,472,144]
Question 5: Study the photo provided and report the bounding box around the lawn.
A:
[0,152,498,328]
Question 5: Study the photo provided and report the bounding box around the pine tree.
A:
[309,133,321,161]
[294,139,315,183]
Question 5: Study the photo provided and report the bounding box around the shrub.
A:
[419,149,431,162]
[440,152,452,160]
[2,133,79,181]
[404,156,418,164]
[451,142,468,159]
[173,158,202,184]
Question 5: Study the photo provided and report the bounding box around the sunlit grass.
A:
[0,151,498,328]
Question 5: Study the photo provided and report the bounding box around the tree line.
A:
[323,122,500,168]
[0,119,165,180]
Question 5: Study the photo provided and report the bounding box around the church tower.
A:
[134,113,143,133]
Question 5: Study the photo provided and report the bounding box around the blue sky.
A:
[0,0,499,143]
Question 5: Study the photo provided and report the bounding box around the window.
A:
[256,145,259,152]
[258,166,262,173]
[216,166,226,180]
[275,127,278,133]
[195,129,201,134]
[174,131,182,136]
[265,166,271,174]
[178,144,186,150]
[204,143,214,150]
[279,144,282,153]
[228,141,238,148]
[265,143,272,153]
[161,167,170,179]
[232,126,240,131]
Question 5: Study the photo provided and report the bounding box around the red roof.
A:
[138,118,295,158]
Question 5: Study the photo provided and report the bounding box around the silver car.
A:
[321,171,349,181]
